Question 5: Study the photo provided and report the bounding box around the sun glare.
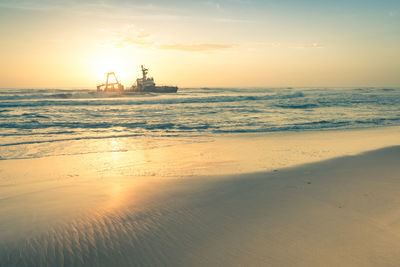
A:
[91,50,136,85]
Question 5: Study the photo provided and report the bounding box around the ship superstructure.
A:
[130,65,178,93]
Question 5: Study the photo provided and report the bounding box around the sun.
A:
[91,50,136,85]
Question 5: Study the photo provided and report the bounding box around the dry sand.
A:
[1,127,400,266]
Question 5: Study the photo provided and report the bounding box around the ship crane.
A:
[97,72,124,92]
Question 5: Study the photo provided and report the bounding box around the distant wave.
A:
[275,103,319,109]
[1,116,399,146]
[0,92,305,108]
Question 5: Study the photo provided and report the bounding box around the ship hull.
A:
[129,86,178,93]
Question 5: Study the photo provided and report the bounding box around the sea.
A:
[1,87,399,160]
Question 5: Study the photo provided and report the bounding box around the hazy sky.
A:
[0,0,399,88]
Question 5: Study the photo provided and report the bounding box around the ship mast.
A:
[141,65,148,80]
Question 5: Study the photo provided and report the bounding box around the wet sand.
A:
[1,127,400,266]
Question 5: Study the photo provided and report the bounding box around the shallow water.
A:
[1,87,400,159]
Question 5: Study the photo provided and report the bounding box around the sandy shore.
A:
[1,127,400,266]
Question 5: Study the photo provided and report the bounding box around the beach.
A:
[1,126,400,266]
[2,0,400,264]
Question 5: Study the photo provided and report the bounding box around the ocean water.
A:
[1,87,399,160]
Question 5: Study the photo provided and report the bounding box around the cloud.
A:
[118,38,154,47]
[204,1,223,11]
[293,43,325,49]
[101,37,153,49]
[100,24,232,52]
[0,1,184,19]
[230,0,253,3]
[0,1,59,10]
[99,24,155,48]
[157,43,233,52]
[136,32,151,38]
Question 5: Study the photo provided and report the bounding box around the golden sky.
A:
[0,0,399,88]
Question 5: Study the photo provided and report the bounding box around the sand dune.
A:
[1,145,400,266]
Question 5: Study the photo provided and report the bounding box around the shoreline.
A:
[1,127,400,266]
[2,125,400,170]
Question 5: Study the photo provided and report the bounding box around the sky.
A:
[0,0,399,88]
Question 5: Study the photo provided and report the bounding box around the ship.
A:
[130,65,178,93]
[96,66,178,93]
